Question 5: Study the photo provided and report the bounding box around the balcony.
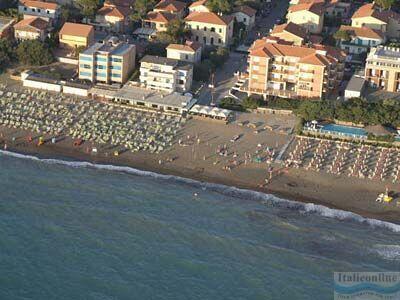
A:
[242,86,298,98]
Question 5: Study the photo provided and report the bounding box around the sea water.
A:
[0,151,399,300]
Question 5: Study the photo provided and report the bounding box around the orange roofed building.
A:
[245,38,346,99]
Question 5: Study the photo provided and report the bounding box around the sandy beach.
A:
[1,116,400,224]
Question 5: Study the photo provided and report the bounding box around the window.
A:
[80,64,90,69]
[210,37,214,45]
[80,56,92,62]
[204,27,207,31]
[111,73,121,78]
[37,8,41,12]
[24,7,27,11]
[96,57,107,62]
[195,36,199,41]
[32,8,36,12]
[219,28,222,33]
[110,65,121,70]
[47,10,50,14]
[203,36,206,43]
[211,27,215,32]
[185,54,189,60]
[112,57,122,62]
[218,38,222,44]
[80,71,91,77]
[243,18,247,22]
[96,65,105,69]
[196,25,199,30]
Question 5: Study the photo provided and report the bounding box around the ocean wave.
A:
[373,244,400,261]
[1,149,400,233]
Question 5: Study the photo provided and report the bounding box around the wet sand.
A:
[1,121,400,225]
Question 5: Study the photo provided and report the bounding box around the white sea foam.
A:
[1,149,400,233]
[373,244,400,260]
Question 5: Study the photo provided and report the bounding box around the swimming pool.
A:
[320,124,367,138]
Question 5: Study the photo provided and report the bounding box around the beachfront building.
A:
[18,0,60,25]
[351,3,400,39]
[0,17,15,39]
[188,0,210,13]
[59,22,95,49]
[270,22,308,46]
[144,11,177,32]
[85,2,130,33]
[139,55,193,93]
[79,38,136,84]
[244,37,346,99]
[286,0,324,34]
[185,12,234,47]
[365,46,400,92]
[154,0,187,18]
[335,25,385,55]
[14,17,48,41]
[166,41,202,63]
[232,5,256,30]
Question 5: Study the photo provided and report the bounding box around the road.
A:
[197,0,290,105]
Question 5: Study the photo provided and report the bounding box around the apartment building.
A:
[59,22,94,49]
[166,41,202,63]
[336,25,385,55]
[139,55,193,93]
[185,12,234,47]
[154,0,187,18]
[270,22,307,46]
[79,38,136,84]
[365,46,400,92]
[351,3,400,39]
[287,0,324,34]
[246,38,345,99]
[14,17,48,41]
[18,0,60,24]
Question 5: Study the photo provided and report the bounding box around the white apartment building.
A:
[139,55,193,93]
[18,0,60,24]
[79,38,136,84]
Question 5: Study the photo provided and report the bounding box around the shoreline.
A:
[3,135,400,225]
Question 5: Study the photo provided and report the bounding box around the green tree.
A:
[131,0,156,23]
[333,29,351,41]
[157,19,190,43]
[219,97,244,111]
[242,96,263,109]
[17,40,54,66]
[209,47,229,68]
[75,0,98,18]
[206,0,233,14]
[193,60,213,82]
[0,39,15,71]
[375,0,395,9]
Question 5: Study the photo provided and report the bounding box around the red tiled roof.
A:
[155,0,187,12]
[352,3,400,23]
[146,11,177,23]
[59,22,94,37]
[233,5,256,17]
[20,0,58,10]
[189,0,208,8]
[167,41,202,52]
[271,22,307,39]
[98,3,129,18]
[14,16,48,31]
[339,25,385,40]
[185,11,234,25]
[288,0,324,15]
